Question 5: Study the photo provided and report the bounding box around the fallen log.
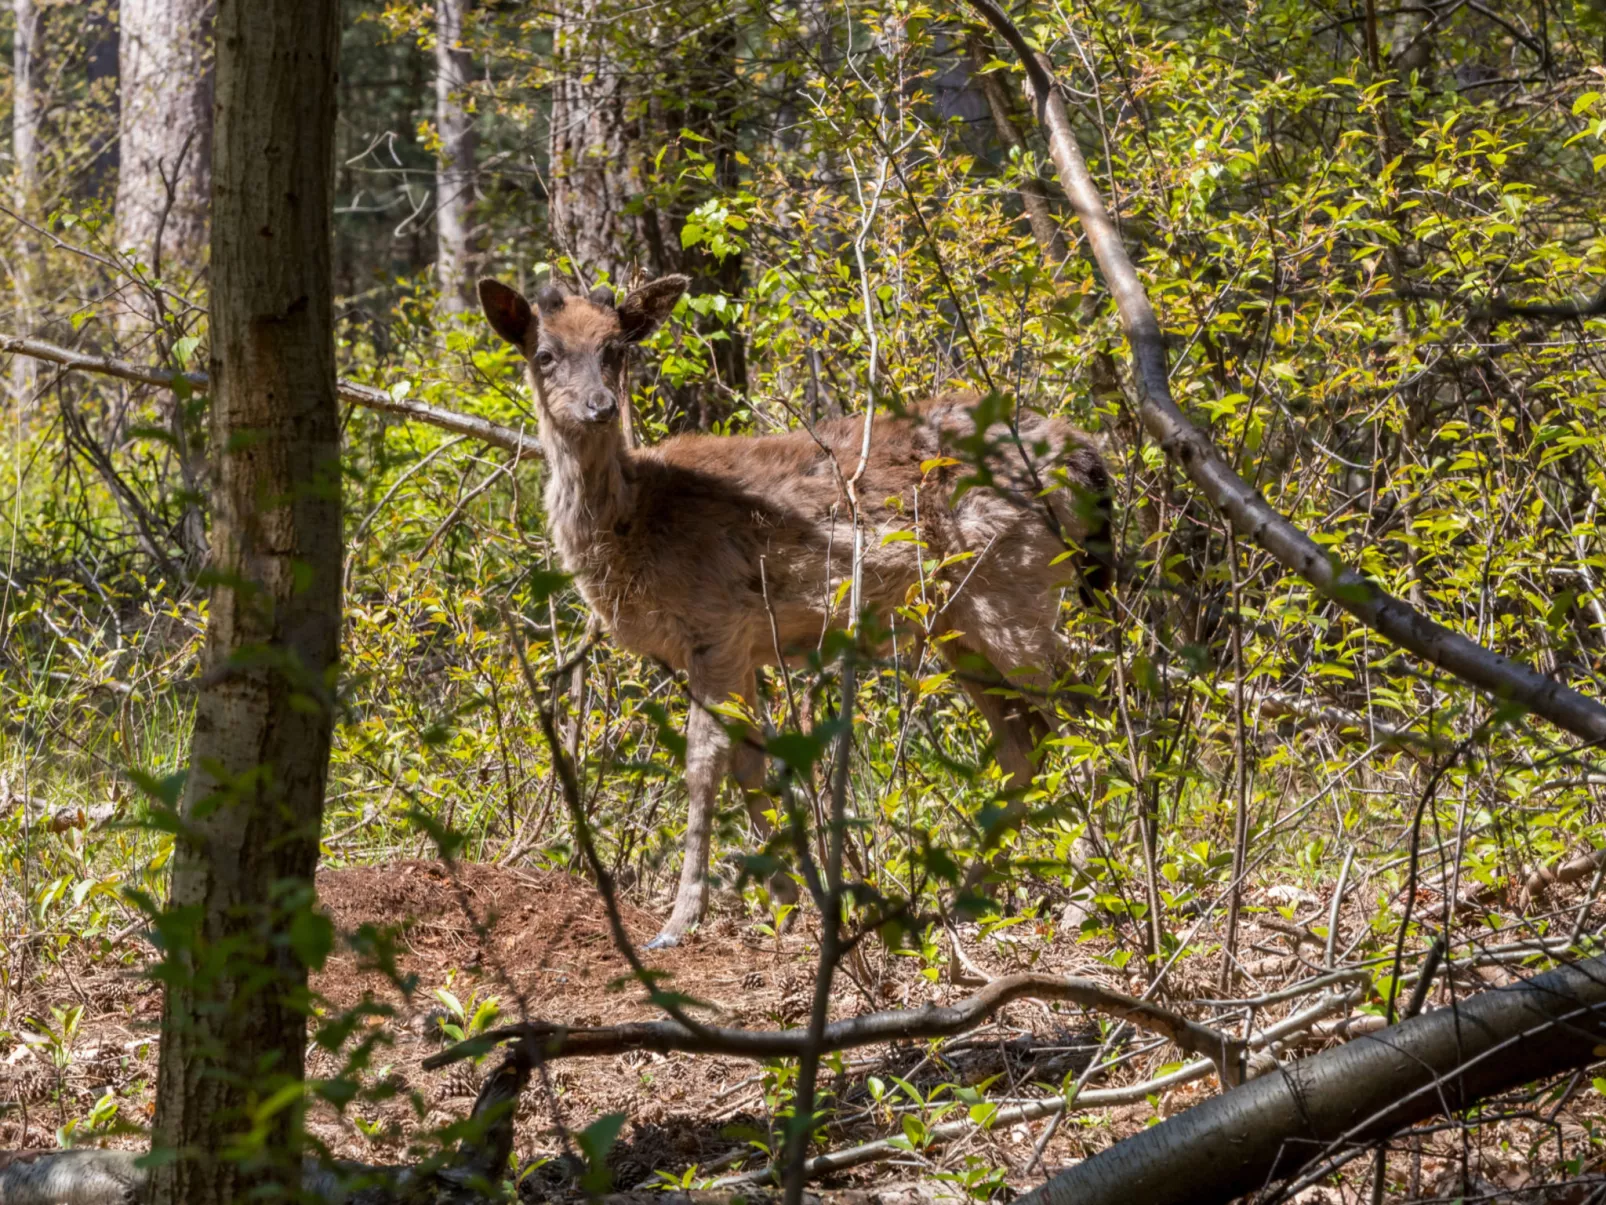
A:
[1022,953,1606,1205]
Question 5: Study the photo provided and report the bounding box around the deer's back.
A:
[588,394,1102,675]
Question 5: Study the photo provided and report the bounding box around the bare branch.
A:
[711,988,1357,1189]
[1396,282,1606,322]
[424,971,1245,1084]
[0,331,544,461]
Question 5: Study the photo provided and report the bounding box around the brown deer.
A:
[478,274,1111,948]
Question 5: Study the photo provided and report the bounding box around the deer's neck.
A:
[537,405,635,572]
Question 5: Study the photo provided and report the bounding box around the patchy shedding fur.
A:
[479,276,1112,946]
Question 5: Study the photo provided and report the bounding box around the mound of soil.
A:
[4,860,1079,1191]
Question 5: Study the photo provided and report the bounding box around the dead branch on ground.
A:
[424,970,1245,1084]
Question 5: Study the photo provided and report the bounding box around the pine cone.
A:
[3,1063,53,1103]
[436,1061,481,1102]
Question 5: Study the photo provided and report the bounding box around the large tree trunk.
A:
[115,0,214,293]
[143,0,341,1201]
[547,6,638,286]
[434,0,478,312]
[9,0,41,404]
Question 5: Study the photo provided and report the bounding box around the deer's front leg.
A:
[647,691,733,950]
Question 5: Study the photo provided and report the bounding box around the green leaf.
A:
[901,1114,927,1149]
[290,908,333,971]
[578,1111,628,1194]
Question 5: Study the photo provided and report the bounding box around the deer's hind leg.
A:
[941,641,1047,791]
[731,674,772,832]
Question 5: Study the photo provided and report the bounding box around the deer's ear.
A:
[478,278,535,348]
[618,274,690,343]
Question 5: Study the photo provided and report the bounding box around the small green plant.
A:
[20,1003,83,1071]
[430,972,502,1046]
[933,1154,1008,1200]
[58,1088,122,1148]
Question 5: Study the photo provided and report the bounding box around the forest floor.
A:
[3,859,1605,1202]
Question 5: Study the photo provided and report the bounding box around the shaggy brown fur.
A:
[478,275,1112,947]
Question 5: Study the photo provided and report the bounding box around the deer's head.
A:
[477,275,689,437]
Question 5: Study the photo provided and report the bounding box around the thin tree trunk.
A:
[115,0,214,293]
[83,0,120,197]
[434,0,478,311]
[10,0,41,403]
[966,30,1068,263]
[144,0,341,1200]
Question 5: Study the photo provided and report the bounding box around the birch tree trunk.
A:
[115,0,214,293]
[434,0,478,311]
[10,0,41,403]
[144,0,341,1200]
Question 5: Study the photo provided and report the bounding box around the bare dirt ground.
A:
[4,860,1606,1201]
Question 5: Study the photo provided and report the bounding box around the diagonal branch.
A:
[423,970,1247,1086]
[961,0,1606,746]
[0,331,544,461]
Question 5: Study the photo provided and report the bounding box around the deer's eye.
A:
[534,349,556,370]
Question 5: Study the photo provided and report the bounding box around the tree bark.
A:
[547,6,639,285]
[546,12,746,429]
[115,0,214,288]
[10,0,39,200]
[966,30,1068,264]
[434,0,478,312]
[83,0,121,197]
[143,0,341,1201]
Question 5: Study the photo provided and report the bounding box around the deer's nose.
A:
[585,389,618,422]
